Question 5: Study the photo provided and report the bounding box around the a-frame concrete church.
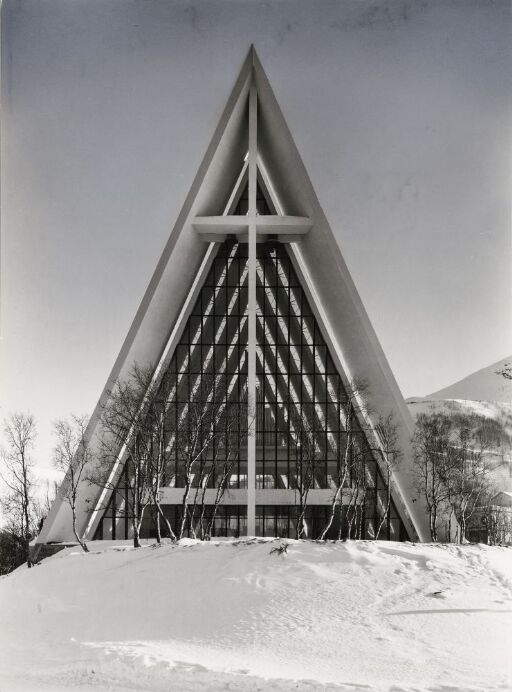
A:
[37,48,430,548]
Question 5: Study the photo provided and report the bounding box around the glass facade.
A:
[94,240,407,541]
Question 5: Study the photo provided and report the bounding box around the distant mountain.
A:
[406,356,512,448]
[425,356,512,403]
[406,396,512,492]
[406,357,512,492]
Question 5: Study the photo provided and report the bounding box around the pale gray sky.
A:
[1,0,511,477]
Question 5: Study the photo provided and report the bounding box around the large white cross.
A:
[191,73,311,536]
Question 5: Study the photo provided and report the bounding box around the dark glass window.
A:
[95,241,407,542]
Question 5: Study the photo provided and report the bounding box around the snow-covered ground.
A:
[1,539,511,691]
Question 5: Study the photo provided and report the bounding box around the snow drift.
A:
[0,539,511,691]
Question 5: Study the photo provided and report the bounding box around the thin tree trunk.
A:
[188,505,197,539]
[72,506,89,552]
[179,475,192,540]
[188,506,197,539]
[344,483,359,540]
[132,492,147,548]
[346,504,356,540]
[205,467,230,539]
[356,490,366,540]
[155,509,161,544]
[150,466,176,541]
[430,506,438,542]
[376,469,391,540]
[133,522,141,548]
[200,464,216,539]
[189,477,205,539]
[337,507,344,540]
[298,481,313,539]
[320,446,351,540]
[155,501,176,541]
[319,484,343,540]
[296,502,306,539]
[199,485,209,540]
[23,468,32,568]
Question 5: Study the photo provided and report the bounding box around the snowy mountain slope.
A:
[406,397,512,437]
[406,398,512,491]
[406,357,512,463]
[406,358,512,492]
[0,539,511,691]
[425,356,512,403]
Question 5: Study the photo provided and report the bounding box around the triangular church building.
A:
[38,48,429,547]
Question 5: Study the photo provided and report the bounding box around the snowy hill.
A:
[425,356,512,403]
[406,398,512,492]
[406,360,512,495]
[0,539,511,691]
[406,358,512,492]
[406,397,512,437]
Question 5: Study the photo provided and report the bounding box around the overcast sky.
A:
[1,0,510,477]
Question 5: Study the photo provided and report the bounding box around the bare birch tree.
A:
[94,362,247,545]
[412,412,451,541]
[484,500,512,546]
[374,414,402,539]
[287,402,320,539]
[185,401,246,541]
[171,374,242,540]
[344,443,370,540]
[0,413,37,567]
[128,366,176,543]
[95,371,155,548]
[319,380,369,540]
[197,409,247,540]
[441,415,492,543]
[53,415,92,552]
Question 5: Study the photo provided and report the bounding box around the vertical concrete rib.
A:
[247,70,258,535]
